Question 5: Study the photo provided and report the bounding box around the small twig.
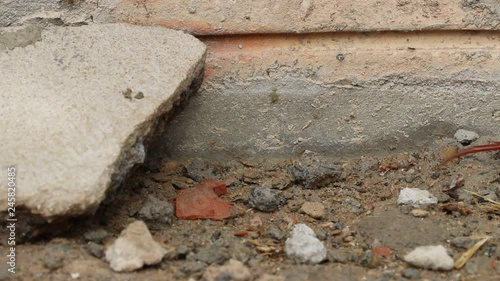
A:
[466,190,500,215]
[466,190,500,205]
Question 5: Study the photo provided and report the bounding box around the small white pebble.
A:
[411,209,429,218]
[285,224,326,264]
[404,245,454,271]
[398,188,438,206]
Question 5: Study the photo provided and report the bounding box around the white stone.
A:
[105,221,167,272]
[285,223,327,264]
[454,129,479,145]
[404,245,454,271]
[397,188,438,206]
[0,24,206,220]
[291,223,317,237]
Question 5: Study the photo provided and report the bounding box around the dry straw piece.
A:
[454,236,491,269]
[466,190,500,215]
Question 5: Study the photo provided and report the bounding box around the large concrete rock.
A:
[0,23,206,220]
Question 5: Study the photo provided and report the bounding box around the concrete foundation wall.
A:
[3,0,500,160]
[155,31,500,160]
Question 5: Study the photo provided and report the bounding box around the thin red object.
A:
[443,142,500,164]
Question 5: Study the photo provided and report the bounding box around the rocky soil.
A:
[1,138,499,281]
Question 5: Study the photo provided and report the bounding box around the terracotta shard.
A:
[372,246,394,257]
[175,179,232,220]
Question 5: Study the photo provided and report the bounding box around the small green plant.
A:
[269,88,279,104]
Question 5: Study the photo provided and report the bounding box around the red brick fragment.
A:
[175,179,232,220]
[371,246,393,257]
[490,258,496,269]
[207,179,228,196]
[234,231,249,237]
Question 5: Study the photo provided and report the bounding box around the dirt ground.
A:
[1,139,499,281]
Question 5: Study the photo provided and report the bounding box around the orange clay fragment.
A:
[175,179,232,220]
[234,231,249,237]
[442,142,500,165]
[371,246,394,257]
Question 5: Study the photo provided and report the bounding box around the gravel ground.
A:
[1,139,499,281]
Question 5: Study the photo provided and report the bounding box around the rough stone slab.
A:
[0,23,206,220]
[0,0,92,27]
[0,25,43,51]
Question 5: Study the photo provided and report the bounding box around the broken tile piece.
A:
[176,179,232,220]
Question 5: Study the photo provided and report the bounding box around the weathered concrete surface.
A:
[200,31,500,82]
[0,0,92,27]
[3,1,499,34]
[151,31,500,161]
[0,23,206,220]
[0,25,43,51]
[110,0,500,34]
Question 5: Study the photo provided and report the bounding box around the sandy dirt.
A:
[1,139,499,281]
